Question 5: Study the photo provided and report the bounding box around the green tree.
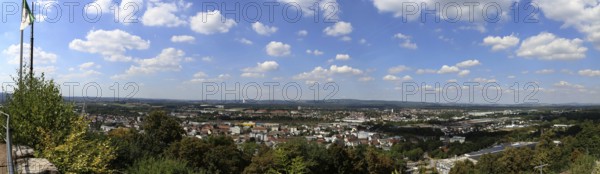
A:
[348,145,369,173]
[533,130,556,173]
[405,148,424,161]
[126,157,196,174]
[288,156,309,174]
[140,111,185,155]
[476,153,501,174]
[107,127,143,169]
[243,148,276,174]
[239,141,261,162]
[3,74,75,150]
[328,144,353,174]
[496,147,534,174]
[3,74,115,173]
[575,122,600,158]
[449,160,477,174]
[40,116,117,173]
[365,147,395,174]
[569,154,596,174]
[207,135,235,147]
[163,137,211,170]
[203,144,248,174]
[593,161,600,174]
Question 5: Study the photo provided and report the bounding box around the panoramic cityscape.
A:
[1,0,600,173]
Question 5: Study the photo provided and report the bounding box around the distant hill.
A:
[59,96,600,110]
[1,92,598,109]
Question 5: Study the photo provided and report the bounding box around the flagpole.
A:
[19,29,24,82]
[29,0,34,78]
[18,0,24,82]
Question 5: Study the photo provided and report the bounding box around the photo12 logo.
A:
[200,81,339,102]
[1,82,140,102]
[2,1,139,23]
[199,1,340,23]
[391,1,539,23]
[400,81,540,104]
[1,1,341,24]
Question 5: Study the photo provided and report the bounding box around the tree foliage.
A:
[569,153,597,174]
[449,160,477,174]
[126,157,196,174]
[141,110,185,154]
[3,74,75,149]
[40,116,116,173]
[163,137,210,170]
[3,74,115,173]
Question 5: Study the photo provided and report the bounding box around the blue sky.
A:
[1,0,600,104]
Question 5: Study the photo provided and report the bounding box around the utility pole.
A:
[534,163,548,174]
[29,0,34,78]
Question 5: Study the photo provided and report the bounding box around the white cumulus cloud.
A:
[324,21,353,37]
[579,69,600,77]
[383,75,399,81]
[237,38,253,45]
[171,35,195,43]
[554,81,585,89]
[190,10,237,35]
[330,65,363,74]
[297,30,308,36]
[3,43,57,65]
[306,49,324,56]
[516,32,588,60]
[335,54,350,60]
[69,29,150,62]
[112,48,186,79]
[293,65,364,84]
[437,65,460,74]
[534,0,600,50]
[416,69,437,74]
[458,70,471,77]
[383,74,412,81]
[252,22,278,36]
[483,34,520,51]
[266,41,291,57]
[394,33,417,49]
[535,69,555,74]
[78,62,100,70]
[388,65,411,74]
[241,61,280,78]
[142,1,187,27]
[59,62,102,80]
[455,59,481,68]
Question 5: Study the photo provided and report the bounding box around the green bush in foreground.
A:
[3,73,115,173]
[127,157,196,174]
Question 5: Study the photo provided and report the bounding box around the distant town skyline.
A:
[1,0,599,104]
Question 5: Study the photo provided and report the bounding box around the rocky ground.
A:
[0,144,57,174]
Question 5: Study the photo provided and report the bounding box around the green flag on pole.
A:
[20,0,34,30]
